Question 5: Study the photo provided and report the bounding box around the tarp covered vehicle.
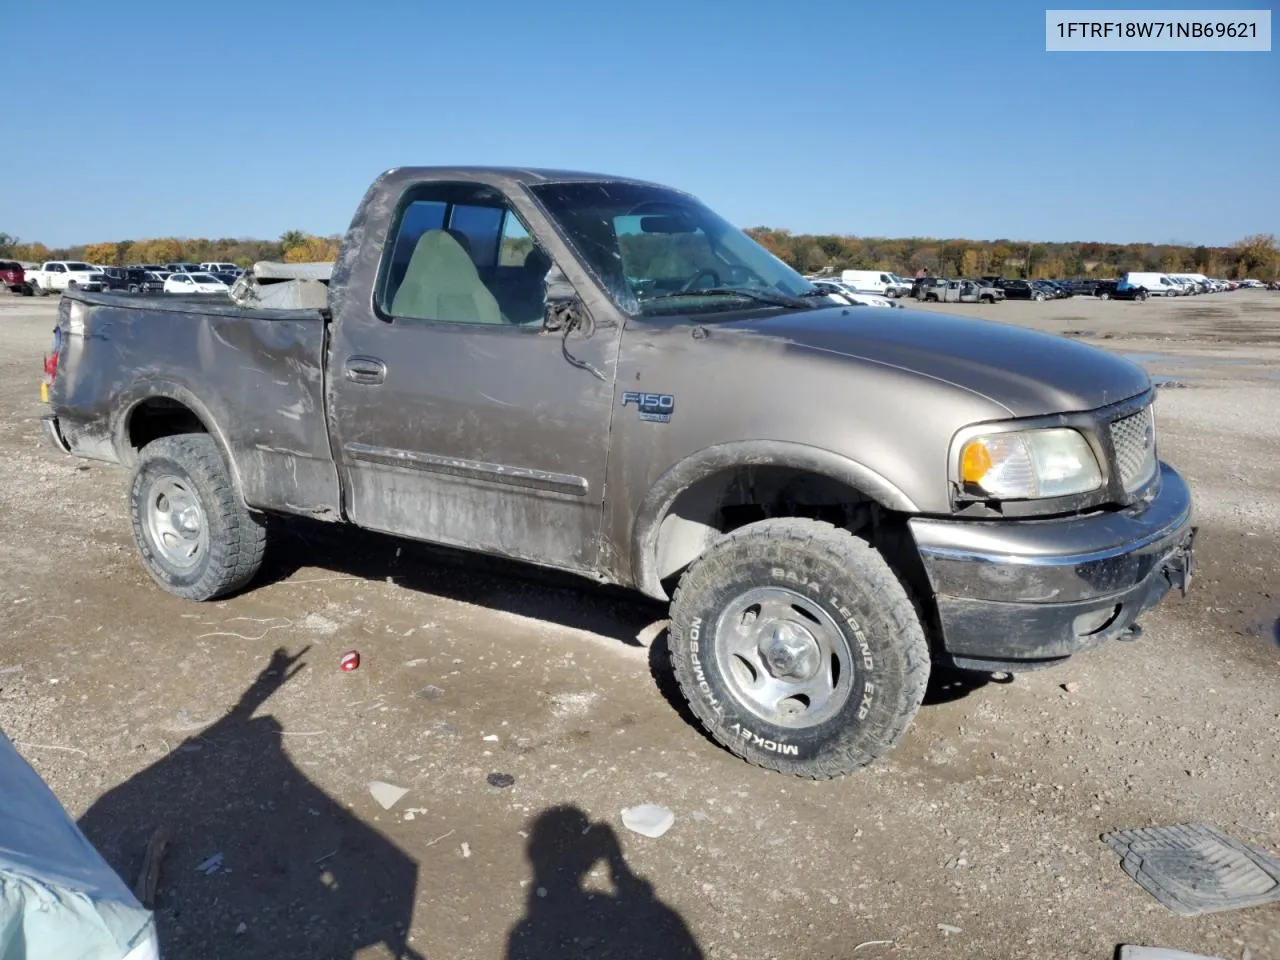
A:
[0,731,158,960]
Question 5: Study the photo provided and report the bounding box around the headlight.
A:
[958,428,1101,499]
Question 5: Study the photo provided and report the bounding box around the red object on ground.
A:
[339,650,360,672]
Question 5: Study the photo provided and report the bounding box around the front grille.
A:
[1109,405,1157,492]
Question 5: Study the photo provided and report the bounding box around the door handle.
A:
[344,356,386,385]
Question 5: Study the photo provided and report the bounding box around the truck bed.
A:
[50,290,342,519]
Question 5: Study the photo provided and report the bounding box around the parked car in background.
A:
[27,261,104,295]
[125,268,165,293]
[209,271,243,287]
[1094,280,1149,301]
[920,279,1002,304]
[199,261,241,274]
[1122,272,1181,296]
[971,279,1006,300]
[808,278,898,308]
[1,260,28,294]
[841,269,910,298]
[911,276,947,300]
[164,263,205,275]
[1034,280,1070,299]
[1064,279,1100,296]
[997,279,1046,301]
[163,271,229,294]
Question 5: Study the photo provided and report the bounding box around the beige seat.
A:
[390,229,503,324]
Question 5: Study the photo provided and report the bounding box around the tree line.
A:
[743,229,1280,281]
[0,231,341,267]
[2,228,1276,281]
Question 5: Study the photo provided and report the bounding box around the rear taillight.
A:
[42,326,62,401]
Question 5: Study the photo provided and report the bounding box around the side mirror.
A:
[542,262,594,338]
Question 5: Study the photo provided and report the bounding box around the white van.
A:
[841,269,908,298]
[1121,272,1181,296]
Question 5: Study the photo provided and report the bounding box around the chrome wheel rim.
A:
[143,475,208,570]
[714,586,854,729]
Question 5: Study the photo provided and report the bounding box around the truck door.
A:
[327,183,620,576]
[943,281,960,303]
[959,281,978,303]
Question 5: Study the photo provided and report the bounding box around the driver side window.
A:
[378,183,551,327]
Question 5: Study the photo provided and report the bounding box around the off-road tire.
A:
[31,280,47,297]
[128,433,267,601]
[668,518,930,778]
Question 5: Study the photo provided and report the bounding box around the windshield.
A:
[528,181,814,316]
[191,273,220,283]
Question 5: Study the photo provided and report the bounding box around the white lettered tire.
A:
[667,518,930,778]
[128,434,267,600]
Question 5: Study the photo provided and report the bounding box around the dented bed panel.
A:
[51,293,341,517]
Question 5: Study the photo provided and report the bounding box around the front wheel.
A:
[1034,292,1046,301]
[1136,291,1148,302]
[667,519,930,778]
[128,434,268,600]
[31,281,47,297]
[1098,291,1110,300]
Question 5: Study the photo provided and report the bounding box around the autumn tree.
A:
[279,230,307,254]
[82,242,119,265]
[1232,234,1278,279]
[282,235,340,263]
[11,241,50,262]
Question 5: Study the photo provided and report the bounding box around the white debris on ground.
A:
[621,804,675,838]
[368,780,409,810]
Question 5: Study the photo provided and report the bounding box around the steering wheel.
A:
[680,268,721,292]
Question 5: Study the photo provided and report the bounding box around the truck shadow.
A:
[259,518,669,649]
[259,520,990,716]
[76,647,427,959]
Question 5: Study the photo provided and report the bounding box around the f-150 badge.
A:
[621,392,675,423]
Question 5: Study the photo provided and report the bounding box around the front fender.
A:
[629,439,919,599]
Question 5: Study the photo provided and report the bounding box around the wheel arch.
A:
[112,382,246,499]
[630,441,919,600]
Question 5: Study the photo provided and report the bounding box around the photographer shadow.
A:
[506,805,702,960]
[76,647,425,959]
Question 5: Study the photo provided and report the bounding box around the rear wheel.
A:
[1136,291,1148,302]
[1098,291,1110,300]
[1034,291,1046,301]
[31,280,47,297]
[667,518,930,779]
[128,434,268,601]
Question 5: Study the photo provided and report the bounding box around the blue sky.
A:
[4,0,1276,247]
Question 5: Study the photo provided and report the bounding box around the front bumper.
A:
[909,463,1195,671]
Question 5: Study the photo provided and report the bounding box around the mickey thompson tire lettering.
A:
[667,518,930,779]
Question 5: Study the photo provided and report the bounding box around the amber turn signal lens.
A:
[960,439,992,485]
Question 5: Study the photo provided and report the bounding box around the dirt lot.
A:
[1,290,1277,960]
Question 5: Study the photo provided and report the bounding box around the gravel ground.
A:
[0,290,1277,960]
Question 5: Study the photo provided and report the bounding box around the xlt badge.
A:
[621,391,675,423]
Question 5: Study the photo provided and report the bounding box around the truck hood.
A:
[726,304,1150,416]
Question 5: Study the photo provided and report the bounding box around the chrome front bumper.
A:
[909,463,1195,669]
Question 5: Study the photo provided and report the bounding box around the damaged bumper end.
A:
[909,463,1195,672]
[42,415,72,455]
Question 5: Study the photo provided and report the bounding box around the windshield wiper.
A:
[645,287,812,309]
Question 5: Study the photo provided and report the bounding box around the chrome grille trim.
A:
[1109,404,1157,493]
